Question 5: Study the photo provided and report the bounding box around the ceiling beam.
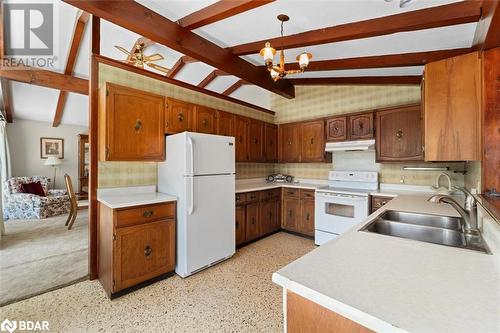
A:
[229,1,482,56]
[178,0,275,30]
[287,76,422,86]
[198,69,228,88]
[167,55,197,78]
[265,48,473,72]
[63,0,295,99]
[0,65,88,95]
[222,79,248,95]
[53,11,89,127]
[473,0,500,50]
[1,78,13,122]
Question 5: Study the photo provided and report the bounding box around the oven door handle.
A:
[316,193,368,200]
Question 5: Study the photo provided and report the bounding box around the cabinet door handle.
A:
[252,218,255,225]
[143,210,153,218]
[202,118,208,127]
[288,140,292,145]
[396,129,403,139]
[178,113,184,122]
[288,210,292,217]
[253,138,258,144]
[239,136,243,143]
[306,212,310,221]
[310,138,314,145]
[134,119,142,131]
[236,221,239,228]
[359,122,364,130]
[144,245,152,257]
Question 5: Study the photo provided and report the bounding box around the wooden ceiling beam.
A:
[265,48,473,72]
[229,1,482,56]
[167,56,197,78]
[473,0,500,50]
[62,0,295,99]
[0,65,88,95]
[197,69,228,88]
[1,78,13,122]
[287,76,422,86]
[53,10,89,127]
[178,0,275,30]
[222,79,248,95]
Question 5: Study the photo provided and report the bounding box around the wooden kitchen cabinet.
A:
[216,110,235,137]
[99,83,165,161]
[301,120,326,162]
[260,189,281,235]
[423,51,482,161]
[300,200,315,237]
[279,123,301,162]
[349,113,374,140]
[194,105,216,134]
[248,119,264,162]
[376,104,423,162]
[326,116,347,141]
[245,202,260,242]
[98,201,176,298]
[165,98,193,134]
[264,123,278,162]
[235,116,250,162]
[282,188,301,232]
[235,204,246,246]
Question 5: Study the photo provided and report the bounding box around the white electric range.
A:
[315,171,378,245]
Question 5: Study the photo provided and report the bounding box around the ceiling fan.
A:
[114,39,170,74]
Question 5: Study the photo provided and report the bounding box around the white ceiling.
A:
[7,0,477,126]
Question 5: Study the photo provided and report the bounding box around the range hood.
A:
[325,139,375,152]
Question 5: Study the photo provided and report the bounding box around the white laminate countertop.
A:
[97,185,177,209]
[235,179,327,193]
[273,194,500,333]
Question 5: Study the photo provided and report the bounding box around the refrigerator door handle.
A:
[188,177,194,215]
[187,136,194,176]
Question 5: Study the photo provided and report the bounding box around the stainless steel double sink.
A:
[361,210,490,254]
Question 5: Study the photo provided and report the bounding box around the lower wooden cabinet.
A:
[235,204,246,246]
[98,201,176,298]
[282,196,301,231]
[282,188,315,237]
[299,195,315,237]
[245,201,260,242]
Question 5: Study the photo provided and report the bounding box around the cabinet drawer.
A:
[300,189,315,201]
[115,202,175,228]
[371,196,393,212]
[262,188,281,200]
[246,191,260,203]
[283,187,299,198]
[235,193,247,205]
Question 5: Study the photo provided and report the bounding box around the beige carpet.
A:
[1,232,315,332]
[0,210,89,306]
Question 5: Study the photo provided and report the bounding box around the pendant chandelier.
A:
[260,14,312,82]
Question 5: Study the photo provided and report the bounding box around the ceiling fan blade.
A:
[144,53,164,62]
[114,45,131,56]
[146,62,170,74]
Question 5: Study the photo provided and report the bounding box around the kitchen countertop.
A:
[97,185,177,209]
[235,180,326,193]
[272,194,500,333]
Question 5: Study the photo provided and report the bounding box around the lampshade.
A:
[260,42,276,63]
[44,156,62,166]
[297,53,312,69]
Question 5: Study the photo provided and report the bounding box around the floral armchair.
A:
[3,176,70,219]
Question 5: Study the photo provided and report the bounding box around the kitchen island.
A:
[273,194,500,333]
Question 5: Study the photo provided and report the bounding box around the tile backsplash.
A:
[98,162,157,188]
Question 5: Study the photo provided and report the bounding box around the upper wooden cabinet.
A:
[423,51,482,161]
[216,110,235,137]
[279,123,301,163]
[326,112,373,142]
[301,120,325,162]
[326,116,347,142]
[194,105,216,134]
[349,113,374,140]
[248,119,264,162]
[264,123,278,162]
[99,83,165,161]
[376,104,423,162]
[165,98,193,134]
[235,115,250,162]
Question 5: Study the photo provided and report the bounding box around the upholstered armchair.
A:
[3,176,70,219]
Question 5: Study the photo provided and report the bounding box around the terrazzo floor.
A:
[0,232,315,332]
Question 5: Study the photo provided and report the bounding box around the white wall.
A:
[6,120,88,189]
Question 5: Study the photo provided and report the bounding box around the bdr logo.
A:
[3,2,53,56]
[1,319,49,332]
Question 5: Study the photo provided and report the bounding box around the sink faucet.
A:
[428,188,479,235]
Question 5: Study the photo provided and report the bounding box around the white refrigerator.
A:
[157,132,235,277]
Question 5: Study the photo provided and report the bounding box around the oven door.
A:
[315,192,369,235]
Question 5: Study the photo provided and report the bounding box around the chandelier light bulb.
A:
[260,42,276,65]
[297,53,312,69]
